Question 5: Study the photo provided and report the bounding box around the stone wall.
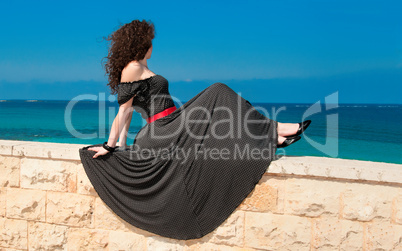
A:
[0,139,401,250]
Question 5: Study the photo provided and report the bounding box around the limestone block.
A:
[184,242,258,251]
[94,198,154,236]
[46,191,95,227]
[20,158,77,192]
[0,188,5,217]
[285,178,341,217]
[393,195,402,225]
[393,224,402,250]
[201,210,244,247]
[6,188,46,221]
[0,156,20,187]
[27,221,68,250]
[108,230,147,251]
[147,235,186,251]
[0,247,25,251]
[12,141,84,160]
[239,176,285,213]
[0,140,14,155]
[0,217,27,250]
[67,228,109,250]
[244,212,311,250]
[339,220,364,251]
[364,222,402,250]
[312,217,364,250]
[269,156,402,184]
[76,163,97,196]
[341,183,396,222]
[94,197,131,231]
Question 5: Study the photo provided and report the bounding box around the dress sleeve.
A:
[117,82,142,106]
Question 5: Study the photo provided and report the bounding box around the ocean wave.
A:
[377,105,400,108]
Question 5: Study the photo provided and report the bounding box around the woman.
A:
[79,19,311,240]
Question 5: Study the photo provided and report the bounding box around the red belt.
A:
[146,106,177,123]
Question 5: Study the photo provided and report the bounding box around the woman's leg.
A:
[277,122,300,145]
[276,120,311,145]
[278,135,287,145]
[277,122,299,137]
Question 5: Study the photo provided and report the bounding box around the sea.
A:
[0,100,401,164]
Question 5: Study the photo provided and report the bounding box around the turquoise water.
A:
[0,100,401,164]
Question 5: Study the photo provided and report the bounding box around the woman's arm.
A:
[117,106,134,147]
[89,96,134,158]
[89,62,143,158]
[106,99,134,147]
[114,62,145,147]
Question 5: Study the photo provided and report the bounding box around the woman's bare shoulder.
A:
[121,62,144,82]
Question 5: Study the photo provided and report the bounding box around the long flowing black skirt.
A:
[79,82,278,240]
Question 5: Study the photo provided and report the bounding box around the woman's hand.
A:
[88,146,110,158]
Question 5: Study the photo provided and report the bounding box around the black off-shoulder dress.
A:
[79,75,278,240]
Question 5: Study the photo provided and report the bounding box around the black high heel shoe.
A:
[292,120,311,136]
[277,135,301,148]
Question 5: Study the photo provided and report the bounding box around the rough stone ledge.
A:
[270,155,402,185]
[1,140,401,185]
[0,139,87,160]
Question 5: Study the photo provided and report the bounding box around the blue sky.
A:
[0,0,401,103]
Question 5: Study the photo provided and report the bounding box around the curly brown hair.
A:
[102,19,155,95]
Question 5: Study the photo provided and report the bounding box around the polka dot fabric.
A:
[117,75,176,120]
[79,76,278,240]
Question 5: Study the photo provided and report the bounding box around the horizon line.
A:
[0,99,401,105]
